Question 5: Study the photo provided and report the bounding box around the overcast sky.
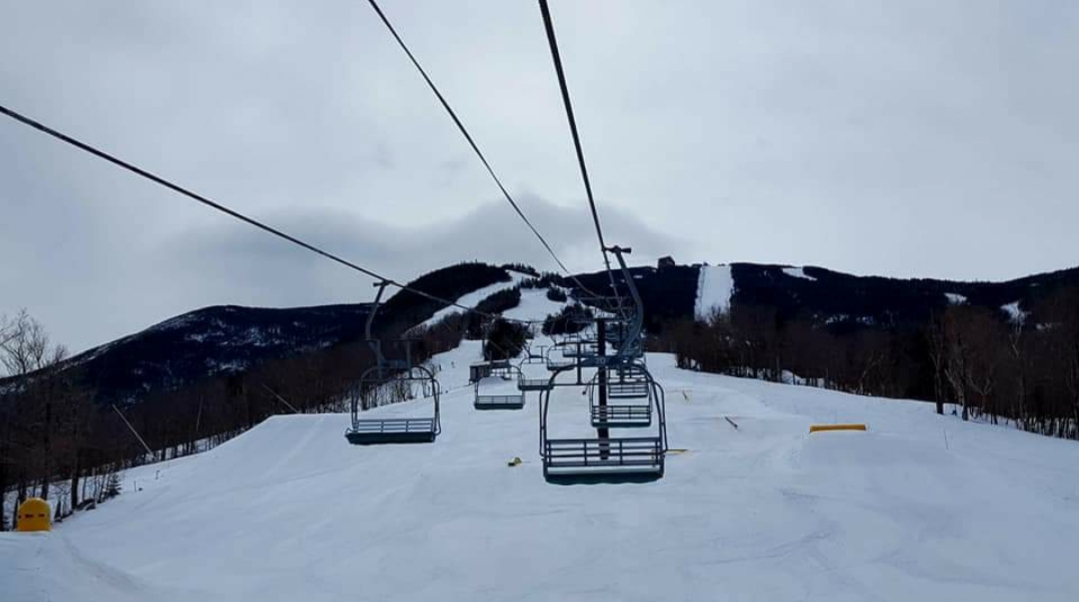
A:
[2,0,1077,353]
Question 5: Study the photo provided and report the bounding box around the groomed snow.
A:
[4,346,1079,601]
[502,289,568,330]
[695,265,734,319]
[419,272,530,328]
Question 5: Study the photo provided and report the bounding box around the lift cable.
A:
[537,0,626,315]
[365,0,604,299]
[0,102,542,327]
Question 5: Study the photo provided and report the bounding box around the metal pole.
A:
[261,384,300,414]
[367,280,390,379]
[111,405,154,457]
[576,339,582,385]
[597,319,609,459]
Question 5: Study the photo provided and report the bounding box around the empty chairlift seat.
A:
[607,364,650,399]
[473,394,525,410]
[589,366,653,428]
[608,380,649,399]
[346,417,438,444]
[518,374,554,392]
[470,359,511,383]
[543,437,665,482]
[522,343,548,365]
[539,364,668,483]
[474,373,525,410]
[545,345,576,371]
[345,366,441,445]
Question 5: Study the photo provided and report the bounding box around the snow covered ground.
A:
[4,344,1079,601]
[503,289,567,330]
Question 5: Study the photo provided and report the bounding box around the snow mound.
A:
[695,265,734,319]
[945,292,967,305]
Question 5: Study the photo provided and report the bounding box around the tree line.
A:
[0,293,537,530]
[656,286,1079,439]
[0,307,475,530]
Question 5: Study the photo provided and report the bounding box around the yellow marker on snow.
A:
[809,424,867,433]
[16,498,51,532]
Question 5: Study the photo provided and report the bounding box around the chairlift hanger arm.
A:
[606,246,644,360]
[365,280,392,343]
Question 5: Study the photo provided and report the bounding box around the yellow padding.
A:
[809,424,867,433]
[16,498,51,532]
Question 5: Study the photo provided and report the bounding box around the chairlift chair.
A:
[346,364,441,444]
[345,280,441,445]
[523,342,548,364]
[561,338,598,359]
[589,363,653,428]
[537,246,670,482]
[545,343,576,371]
[518,375,554,392]
[606,363,651,398]
[474,365,526,409]
[474,366,526,410]
[539,364,668,483]
[469,358,513,383]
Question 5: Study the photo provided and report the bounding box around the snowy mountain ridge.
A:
[6,259,1079,407]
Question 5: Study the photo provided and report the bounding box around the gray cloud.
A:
[167,194,681,305]
[2,0,1077,352]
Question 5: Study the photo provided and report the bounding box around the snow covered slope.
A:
[4,348,1079,601]
[420,272,530,328]
[696,264,734,318]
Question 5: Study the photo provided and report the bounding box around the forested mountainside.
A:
[8,260,1079,406]
[0,262,513,405]
[571,261,1079,333]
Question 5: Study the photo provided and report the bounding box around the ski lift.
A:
[474,365,525,410]
[561,337,597,359]
[575,293,624,316]
[345,281,442,445]
[522,341,548,365]
[545,343,576,371]
[589,362,652,428]
[538,364,667,483]
[469,358,511,383]
[517,371,555,392]
[608,363,650,398]
[536,246,670,482]
[346,364,442,444]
